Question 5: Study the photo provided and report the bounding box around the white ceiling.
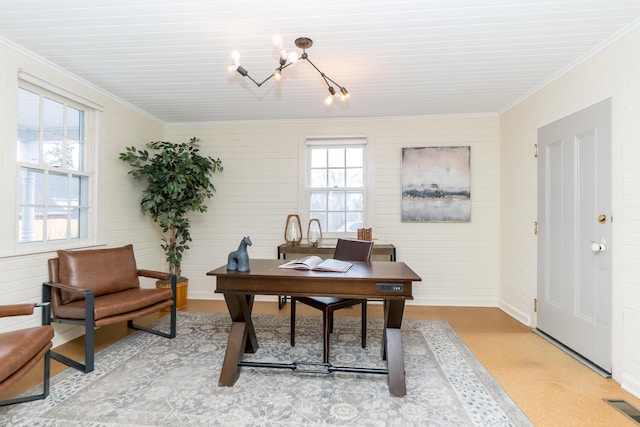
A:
[1,0,639,123]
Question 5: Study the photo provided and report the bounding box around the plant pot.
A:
[156,276,188,311]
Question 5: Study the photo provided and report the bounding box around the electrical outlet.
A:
[376,283,404,292]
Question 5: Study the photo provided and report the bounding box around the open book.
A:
[278,255,353,273]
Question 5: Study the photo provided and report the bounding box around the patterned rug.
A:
[0,312,533,426]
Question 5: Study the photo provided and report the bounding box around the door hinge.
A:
[534,298,538,312]
[533,221,538,235]
[534,144,538,158]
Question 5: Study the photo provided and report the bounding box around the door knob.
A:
[598,214,607,224]
[591,241,607,252]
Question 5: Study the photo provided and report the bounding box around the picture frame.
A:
[401,146,471,222]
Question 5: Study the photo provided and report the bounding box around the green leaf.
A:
[118,137,223,275]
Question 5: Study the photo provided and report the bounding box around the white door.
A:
[537,98,612,373]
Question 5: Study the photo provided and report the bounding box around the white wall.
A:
[499,25,640,395]
[0,39,166,345]
[164,116,501,306]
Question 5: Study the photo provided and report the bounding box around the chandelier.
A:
[228,36,350,106]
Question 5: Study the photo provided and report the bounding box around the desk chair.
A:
[290,238,374,363]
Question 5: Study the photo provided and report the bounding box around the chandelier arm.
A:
[304,57,331,87]
[303,57,335,89]
[243,73,262,87]
[323,74,344,90]
[243,62,295,87]
[255,74,275,87]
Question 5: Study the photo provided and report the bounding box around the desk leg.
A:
[382,300,406,397]
[219,293,258,387]
[277,250,287,309]
[278,295,288,310]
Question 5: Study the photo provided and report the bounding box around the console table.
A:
[276,242,396,308]
[277,242,396,261]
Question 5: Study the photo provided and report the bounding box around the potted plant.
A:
[119,137,223,309]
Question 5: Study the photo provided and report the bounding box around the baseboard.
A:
[497,300,532,326]
[410,296,498,307]
[622,373,640,399]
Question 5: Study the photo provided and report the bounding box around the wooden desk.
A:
[207,259,421,397]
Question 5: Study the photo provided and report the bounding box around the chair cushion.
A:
[52,287,173,323]
[305,297,345,306]
[0,326,54,384]
[57,244,140,304]
[295,296,365,310]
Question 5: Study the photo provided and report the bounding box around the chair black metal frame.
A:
[42,275,177,374]
[290,238,374,363]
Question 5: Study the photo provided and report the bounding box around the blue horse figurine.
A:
[227,236,252,272]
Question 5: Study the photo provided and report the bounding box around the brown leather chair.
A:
[0,303,54,406]
[290,238,374,363]
[43,244,177,373]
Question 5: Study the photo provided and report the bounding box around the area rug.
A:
[0,312,533,426]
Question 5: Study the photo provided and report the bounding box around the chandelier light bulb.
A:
[279,49,288,66]
[340,87,350,100]
[229,50,244,75]
[272,34,283,50]
[325,86,336,106]
[274,69,282,81]
[287,51,299,63]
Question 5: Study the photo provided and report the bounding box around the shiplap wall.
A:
[500,26,640,394]
[163,116,500,306]
[0,40,165,345]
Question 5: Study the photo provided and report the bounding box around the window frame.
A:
[299,136,373,240]
[14,79,99,254]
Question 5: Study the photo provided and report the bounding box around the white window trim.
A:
[18,70,104,112]
[13,79,100,256]
[298,135,375,241]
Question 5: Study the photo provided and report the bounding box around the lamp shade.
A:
[284,214,303,246]
[307,218,322,246]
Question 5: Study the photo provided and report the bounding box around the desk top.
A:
[208,259,421,299]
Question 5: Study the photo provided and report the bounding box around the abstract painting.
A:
[402,146,471,222]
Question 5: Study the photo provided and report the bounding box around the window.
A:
[16,83,93,245]
[306,137,367,234]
